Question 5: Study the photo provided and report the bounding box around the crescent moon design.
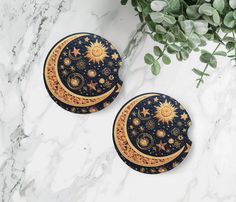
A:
[44,33,123,113]
[113,93,192,174]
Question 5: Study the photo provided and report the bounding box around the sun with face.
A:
[155,100,178,124]
[85,40,108,64]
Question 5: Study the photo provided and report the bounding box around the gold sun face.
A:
[155,100,178,124]
[85,40,108,64]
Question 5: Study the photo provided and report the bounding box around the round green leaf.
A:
[150,12,164,23]
[166,32,175,43]
[213,0,225,12]
[199,4,215,16]
[155,24,166,33]
[144,53,155,64]
[151,61,161,75]
[200,52,212,63]
[186,5,201,19]
[163,15,176,25]
[209,56,217,68]
[212,11,220,25]
[153,46,162,56]
[224,12,236,28]
[121,0,128,5]
[162,54,171,64]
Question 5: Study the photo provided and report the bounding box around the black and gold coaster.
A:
[44,33,123,114]
[113,93,192,174]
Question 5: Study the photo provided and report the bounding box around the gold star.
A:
[181,113,188,121]
[111,53,119,60]
[141,107,150,117]
[84,37,89,42]
[156,141,167,151]
[139,126,144,132]
[62,70,68,76]
[70,66,76,71]
[71,47,80,57]
[154,97,158,102]
[87,81,97,91]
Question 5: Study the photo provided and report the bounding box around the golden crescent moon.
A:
[113,94,185,167]
[44,34,117,108]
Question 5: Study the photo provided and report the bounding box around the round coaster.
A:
[113,93,192,174]
[44,33,123,114]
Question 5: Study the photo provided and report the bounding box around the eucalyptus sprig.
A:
[121,0,236,87]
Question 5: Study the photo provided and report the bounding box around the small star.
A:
[111,53,119,60]
[154,97,158,102]
[62,70,68,76]
[139,126,144,132]
[140,107,150,117]
[84,37,89,42]
[71,47,80,57]
[181,113,188,121]
[70,66,76,71]
[132,112,136,116]
[156,141,167,151]
[87,81,97,91]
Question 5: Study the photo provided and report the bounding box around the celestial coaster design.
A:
[113,93,192,174]
[44,33,123,114]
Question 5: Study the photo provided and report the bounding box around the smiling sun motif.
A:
[85,40,108,64]
[155,100,178,124]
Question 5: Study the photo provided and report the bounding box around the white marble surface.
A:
[1,0,236,202]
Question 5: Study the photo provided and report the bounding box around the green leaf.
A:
[213,0,225,12]
[147,21,156,32]
[151,60,161,75]
[199,3,215,16]
[168,44,181,52]
[188,33,201,49]
[144,53,155,64]
[186,5,201,20]
[162,54,171,64]
[153,46,162,56]
[154,33,164,42]
[131,0,138,7]
[233,11,236,20]
[214,51,227,56]
[224,11,236,28]
[212,11,220,25]
[150,12,164,23]
[222,36,234,42]
[192,68,209,76]
[166,32,175,43]
[180,50,189,60]
[165,0,181,13]
[155,24,166,33]
[163,15,176,25]
[150,0,167,12]
[226,41,235,50]
[209,56,217,68]
[121,0,128,5]
[200,52,212,63]
[180,20,194,34]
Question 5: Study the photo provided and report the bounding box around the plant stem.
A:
[196,33,228,88]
